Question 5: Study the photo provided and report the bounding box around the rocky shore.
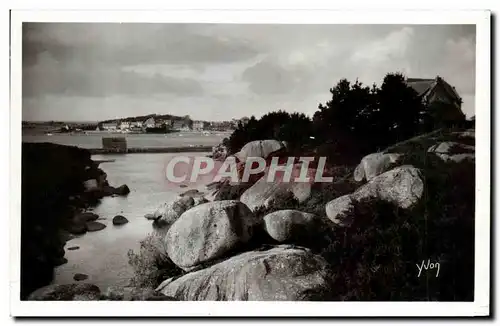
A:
[21,142,129,299]
[25,128,475,301]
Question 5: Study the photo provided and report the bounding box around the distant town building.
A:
[143,117,155,128]
[155,119,172,128]
[119,121,130,130]
[192,120,204,131]
[172,120,191,131]
[102,122,118,131]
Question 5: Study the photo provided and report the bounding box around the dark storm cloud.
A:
[21,23,476,121]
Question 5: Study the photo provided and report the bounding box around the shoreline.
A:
[89,146,213,154]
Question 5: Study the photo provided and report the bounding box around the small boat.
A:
[46,133,53,136]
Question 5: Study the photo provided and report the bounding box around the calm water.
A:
[53,152,211,289]
[23,131,230,149]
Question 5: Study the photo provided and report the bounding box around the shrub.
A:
[127,232,184,289]
[320,150,475,301]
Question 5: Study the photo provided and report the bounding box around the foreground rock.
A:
[27,283,101,301]
[112,215,129,225]
[354,152,403,182]
[326,165,424,226]
[165,200,260,271]
[263,210,326,244]
[85,221,106,232]
[157,245,334,300]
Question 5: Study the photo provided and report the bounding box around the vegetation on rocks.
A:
[127,232,185,289]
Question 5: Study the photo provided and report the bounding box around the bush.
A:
[127,232,184,289]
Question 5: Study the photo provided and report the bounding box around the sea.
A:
[23,132,228,290]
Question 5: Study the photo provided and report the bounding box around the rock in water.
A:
[114,184,130,196]
[263,210,323,243]
[74,212,99,222]
[112,215,129,225]
[354,152,403,182]
[326,165,424,226]
[73,273,89,281]
[27,283,101,301]
[85,221,106,232]
[165,200,260,271]
[156,245,334,301]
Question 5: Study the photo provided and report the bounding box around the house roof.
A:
[407,76,461,102]
[406,78,436,96]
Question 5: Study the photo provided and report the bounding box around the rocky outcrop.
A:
[326,165,424,226]
[156,245,334,301]
[27,283,101,301]
[353,152,403,182]
[165,200,260,271]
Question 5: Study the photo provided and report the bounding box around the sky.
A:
[22,23,476,122]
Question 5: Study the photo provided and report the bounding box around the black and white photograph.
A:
[9,9,491,317]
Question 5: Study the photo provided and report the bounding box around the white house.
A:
[119,121,130,130]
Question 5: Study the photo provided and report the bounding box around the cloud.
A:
[351,27,414,64]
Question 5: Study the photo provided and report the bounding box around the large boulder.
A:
[27,283,101,301]
[326,165,424,226]
[325,195,356,227]
[156,245,334,301]
[354,152,403,182]
[240,169,312,212]
[165,200,260,271]
[263,210,326,244]
[233,139,287,162]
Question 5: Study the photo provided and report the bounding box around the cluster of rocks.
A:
[27,131,475,301]
[21,142,130,299]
